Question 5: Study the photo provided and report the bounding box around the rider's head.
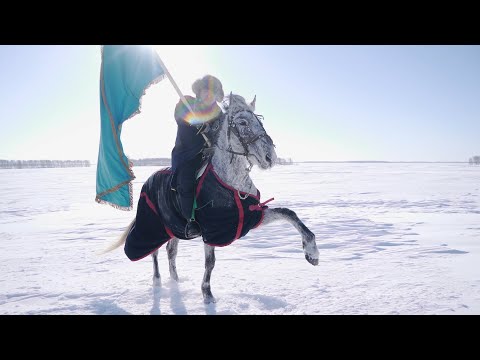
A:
[192,75,224,106]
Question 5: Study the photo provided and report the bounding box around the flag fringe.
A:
[124,72,167,123]
[95,174,134,211]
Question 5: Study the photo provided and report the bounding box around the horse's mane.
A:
[221,94,251,113]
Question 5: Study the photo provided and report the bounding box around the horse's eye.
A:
[239,120,248,126]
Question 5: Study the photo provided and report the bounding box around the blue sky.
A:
[1,45,479,162]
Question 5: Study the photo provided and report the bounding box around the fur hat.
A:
[192,75,224,102]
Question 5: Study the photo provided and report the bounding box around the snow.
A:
[1,162,479,314]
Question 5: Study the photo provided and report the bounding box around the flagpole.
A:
[155,53,212,147]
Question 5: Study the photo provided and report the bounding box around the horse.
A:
[104,93,319,304]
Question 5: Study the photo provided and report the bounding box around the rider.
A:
[171,74,224,235]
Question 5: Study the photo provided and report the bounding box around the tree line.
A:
[0,156,295,169]
[0,160,91,169]
[469,156,480,165]
[276,157,293,165]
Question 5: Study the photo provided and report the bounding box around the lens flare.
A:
[178,101,222,125]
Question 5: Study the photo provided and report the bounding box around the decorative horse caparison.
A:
[105,93,319,303]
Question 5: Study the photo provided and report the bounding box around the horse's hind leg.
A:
[152,238,179,285]
[152,250,161,287]
[262,207,319,265]
[202,243,216,304]
[166,238,179,281]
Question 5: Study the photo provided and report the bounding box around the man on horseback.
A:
[171,75,224,236]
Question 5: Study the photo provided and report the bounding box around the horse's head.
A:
[214,93,277,170]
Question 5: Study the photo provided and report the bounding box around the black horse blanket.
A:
[124,164,273,261]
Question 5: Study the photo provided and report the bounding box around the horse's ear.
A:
[250,95,256,111]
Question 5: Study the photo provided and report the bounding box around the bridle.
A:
[224,97,274,172]
[200,94,274,172]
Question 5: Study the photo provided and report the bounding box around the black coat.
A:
[124,164,269,261]
[170,96,222,171]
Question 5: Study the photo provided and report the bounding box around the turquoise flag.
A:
[95,45,166,210]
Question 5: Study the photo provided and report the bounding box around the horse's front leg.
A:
[201,242,216,304]
[262,207,319,265]
[152,250,161,286]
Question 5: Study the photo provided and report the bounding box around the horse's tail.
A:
[98,218,135,255]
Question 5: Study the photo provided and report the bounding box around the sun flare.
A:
[153,45,210,94]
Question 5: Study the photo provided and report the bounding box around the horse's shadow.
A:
[150,279,217,315]
[150,285,162,315]
[167,279,188,315]
[91,298,132,315]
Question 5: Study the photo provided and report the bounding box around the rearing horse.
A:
[105,93,319,303]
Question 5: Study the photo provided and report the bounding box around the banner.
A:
[95,45,165,210]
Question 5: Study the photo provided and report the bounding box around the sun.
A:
[119,46,213,160]
[152,45,211,95]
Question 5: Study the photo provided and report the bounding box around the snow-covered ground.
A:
[1,162,479,315]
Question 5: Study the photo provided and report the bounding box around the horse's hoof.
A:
[203,291,216,304]
[204,296,217,304]
[153,276,161,287]
[305,254,319,266]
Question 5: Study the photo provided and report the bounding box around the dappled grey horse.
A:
[105,93,319,303]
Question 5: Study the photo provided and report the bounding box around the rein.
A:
[226,111,260,171]
[225,101,272,171]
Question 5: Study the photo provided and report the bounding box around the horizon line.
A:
[0,158,475,164]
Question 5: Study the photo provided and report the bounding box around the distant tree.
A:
[0,159,91,169]
[474,156,480,165]
[273,157,294,165]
